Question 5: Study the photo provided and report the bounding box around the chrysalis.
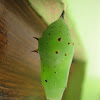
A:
[33,7,74,100]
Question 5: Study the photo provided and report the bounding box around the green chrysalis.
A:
[33,9,74,100]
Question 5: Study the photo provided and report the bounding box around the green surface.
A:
[38,17,73,100]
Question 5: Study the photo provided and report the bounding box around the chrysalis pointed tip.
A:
[60,2,66,19]
[31,50,38,53]
[33,37,39,41]
[60,10,64,19]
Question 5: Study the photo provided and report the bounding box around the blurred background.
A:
[0,0,100,100]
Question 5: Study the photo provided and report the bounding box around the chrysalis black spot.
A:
[45,80,47,82]
[56,51,59,54]
[68,43,70,45]
[58,38,61,41]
